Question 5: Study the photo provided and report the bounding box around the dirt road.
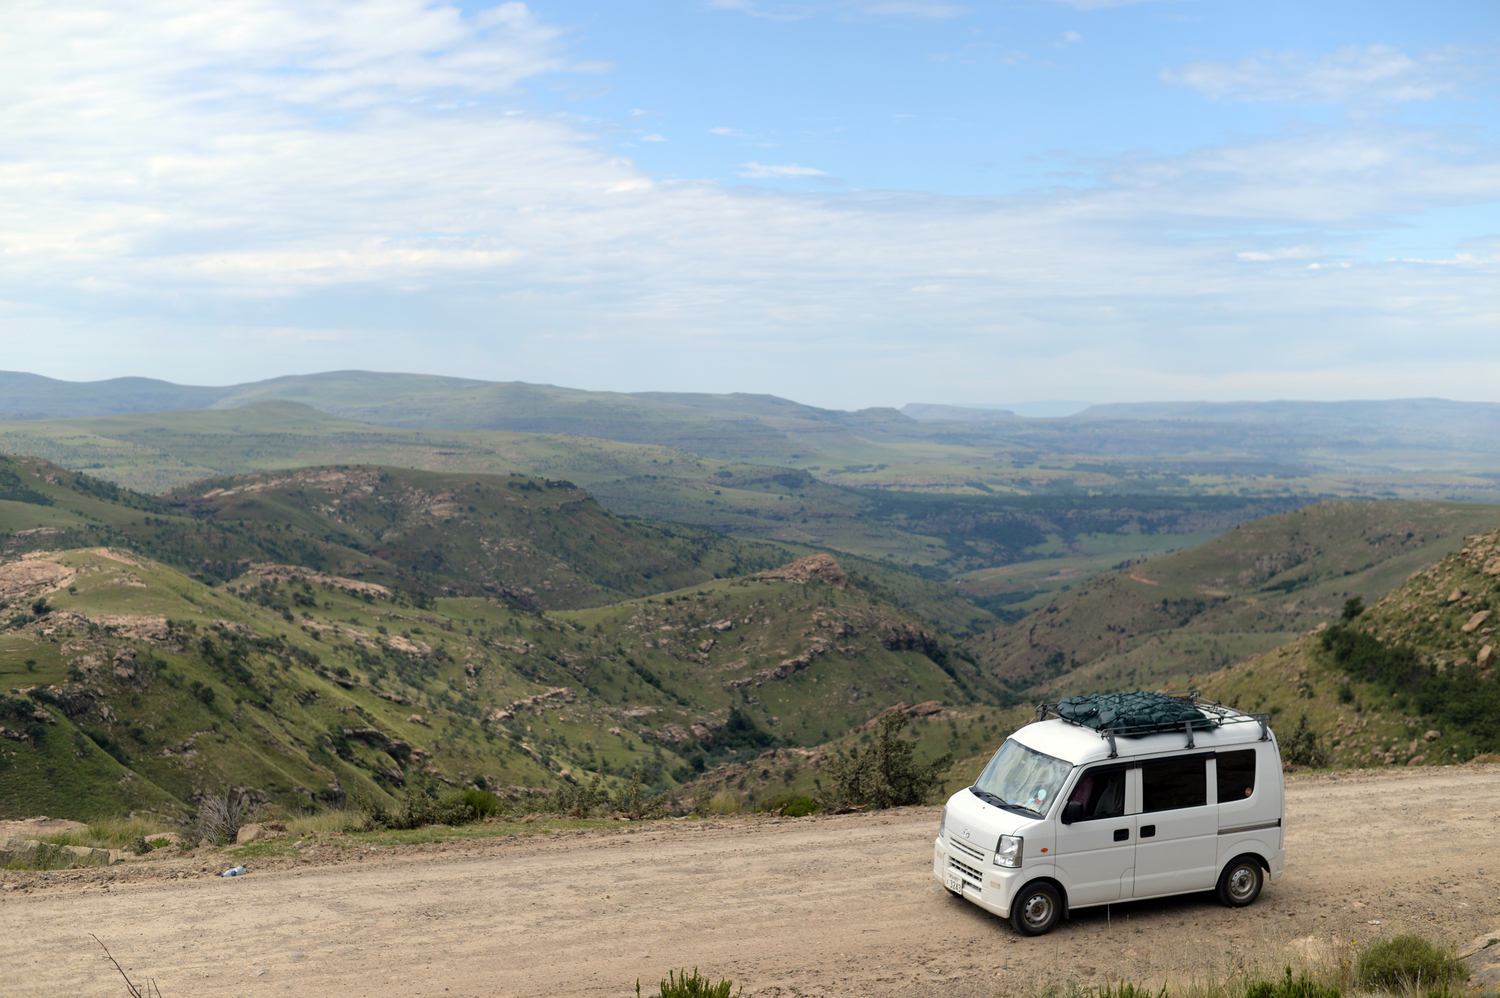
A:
[4,765,1498,998]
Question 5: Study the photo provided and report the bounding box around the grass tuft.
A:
[1357,936,1468,993]
[637,968,741,998]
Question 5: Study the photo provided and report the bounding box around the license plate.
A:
[947,873,963,892]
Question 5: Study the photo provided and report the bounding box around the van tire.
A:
[1010,881,1062,936]
[1216,856,1263,908]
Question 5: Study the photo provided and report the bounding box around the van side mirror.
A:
[1062,800,1084,825]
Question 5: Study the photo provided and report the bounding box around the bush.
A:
[461,788,503,818]
[353,788,478,830]
[196,789,260,845]
[622,770,671,820]
[816,712,953,810]
[1098,984,1166,998]
[701,791,742,816]
[639,968,741,998]
[1280,713,1329,769]
[1244,967,1341,998]
[556,775,610,817]
[757,793,818,817]
[1357,935,1468,992]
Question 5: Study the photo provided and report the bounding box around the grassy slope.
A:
[962,500,1500,698]
[0,542,990,820]
[1200,522,1500,769]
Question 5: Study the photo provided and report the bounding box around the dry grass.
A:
[1021,927,1470,998]
[283,808,365,837]
[702,792,743,816]
[35,815,175,851]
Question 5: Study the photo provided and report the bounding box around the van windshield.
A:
[972,739,1074,817]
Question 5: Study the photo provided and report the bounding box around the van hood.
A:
[946,786,1044,840]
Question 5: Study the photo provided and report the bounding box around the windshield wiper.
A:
[969,787,1037,816]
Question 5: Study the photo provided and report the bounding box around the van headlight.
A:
[939,806,947,840]
[994,835,1022,867]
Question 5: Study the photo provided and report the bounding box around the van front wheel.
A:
[1010,881,1061,936]
[1216,857,1263,908]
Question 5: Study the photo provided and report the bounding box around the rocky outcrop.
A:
[859,700,946,732]
[0,839,111,868]
[726,640,831,688]
[880,623,940,655]
[757,554,847,590]
[487,686,575,721]
[343,727,413,760]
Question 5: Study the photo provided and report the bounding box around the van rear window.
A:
[1217,749,1256,802]
[1141,757,1207,812]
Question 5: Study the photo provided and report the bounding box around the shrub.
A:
[461,788,503,818]
[816,711,953,810]
[702,791,742,816]
[1280,713,1329,769]
[556,775,610,817]
[353,788,477,830]
[621,770,670,820]
[757,793,818,817]
[1097,984,1165,998]
[1357,935,1468,992]
[196,789,260,845]
[1244,967,1341,998]
[638,968,741,998]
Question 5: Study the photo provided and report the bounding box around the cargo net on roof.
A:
[1051,691,1211,734]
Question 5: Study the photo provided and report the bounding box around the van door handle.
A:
[1140,825,1156,838]
[1114,828,1129,841]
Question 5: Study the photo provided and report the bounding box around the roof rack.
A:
[1034,690,1271,758]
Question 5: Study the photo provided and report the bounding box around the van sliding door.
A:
[1132,753,1217,898]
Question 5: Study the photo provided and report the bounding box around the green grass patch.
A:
[1357,936,1468,993]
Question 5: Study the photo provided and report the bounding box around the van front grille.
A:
[948,856,982,884]
[949,837,986,863]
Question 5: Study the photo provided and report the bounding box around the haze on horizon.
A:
[1,0,1496,412]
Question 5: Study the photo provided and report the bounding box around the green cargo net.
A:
[1051,691,1212,734]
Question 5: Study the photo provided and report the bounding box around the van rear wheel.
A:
[1216,856,1263,908]
[1010,881,1061,936]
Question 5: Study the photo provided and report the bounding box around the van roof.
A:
[1009,711,1272,766]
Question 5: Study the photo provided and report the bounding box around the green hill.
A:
[0,539,991,820]
[0,408,1306,621]
[962,500,1500,698]
[1201,521,1500,768]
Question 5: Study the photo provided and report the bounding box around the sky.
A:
[1,0,1497,410]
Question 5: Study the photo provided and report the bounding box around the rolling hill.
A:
[962,500,1500,698]
[0,542,992,821]
[0,404,1308,619]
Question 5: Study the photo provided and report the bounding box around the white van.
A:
[934,691,1285,935]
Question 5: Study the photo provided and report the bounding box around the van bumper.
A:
[1269,848,1285,882]
[933,836,1027,919]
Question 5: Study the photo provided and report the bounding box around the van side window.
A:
[1140,757,1207,812]
[1217,749,1256,802]
[1067,766,1126,819]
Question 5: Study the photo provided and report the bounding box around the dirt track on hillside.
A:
[4,766,1499,998]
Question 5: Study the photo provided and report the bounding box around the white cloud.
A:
[1162,45,1463,104]
[709,127,747,137]
[1049,0,1180,9]
[0,1,1496,407]
[704,0,813,21]
[709,0,965,18]
[1236,246,1321,262]
[1061,31,1082,44]
[640,134,667,142]
[736,162,830,178]
[849,1,968,17]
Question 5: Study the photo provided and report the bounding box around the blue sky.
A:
[0,0,1496,409]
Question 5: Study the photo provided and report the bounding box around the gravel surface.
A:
[3,765,1497,997]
